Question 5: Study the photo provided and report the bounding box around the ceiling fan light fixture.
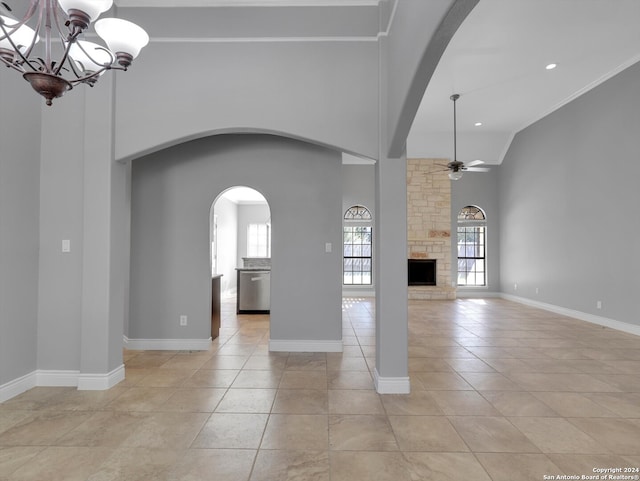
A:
[448,93,464,180]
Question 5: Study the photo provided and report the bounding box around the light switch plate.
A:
[62,239,71,253]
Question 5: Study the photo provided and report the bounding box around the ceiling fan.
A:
[441,94,491,180]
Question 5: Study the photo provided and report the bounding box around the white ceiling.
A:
[407,0,640,164]
[220,187,267,204]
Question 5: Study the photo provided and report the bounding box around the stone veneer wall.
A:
[407,158,456,300]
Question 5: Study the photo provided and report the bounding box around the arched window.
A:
[344,205,372,221]
[457,205,486,286]
[343,205,372,285]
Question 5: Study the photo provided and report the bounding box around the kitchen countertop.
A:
[235,267,271,271]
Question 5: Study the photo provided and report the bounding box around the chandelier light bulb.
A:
[95,18,149,66]
[58,0,113,28]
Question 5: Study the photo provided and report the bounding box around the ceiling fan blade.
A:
[466,167,490,172]
[466,160,485,167]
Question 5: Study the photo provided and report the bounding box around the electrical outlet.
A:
[179,315,187,326]
[514,283,518,291]
[596,301,602,310]
[535,287,539,295]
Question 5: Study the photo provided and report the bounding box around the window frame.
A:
[343,205,373,286]
[456,206,487,287]
[247,222,271,258]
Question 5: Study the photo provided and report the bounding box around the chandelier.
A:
[0,0,148,106]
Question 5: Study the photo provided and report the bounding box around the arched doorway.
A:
[210,186,271,338]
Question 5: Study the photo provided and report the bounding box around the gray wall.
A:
[499,61,640,326]
[451,170,501,293]
[0,70,41,386]
[342,164,376,218]
[130,134,343,342]
[212,197,238,296]
[112,19,379,161]
[36,93,87,371]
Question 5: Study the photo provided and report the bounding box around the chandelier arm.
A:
[53,30,79,76]
[65,52,115,85]
[1,0,49,73]
[0,51,28,72]
[75,41,115,71]
[12,0,44,64]
[0,19,39,73]
[0,0,39,42]
[68,67,109,85]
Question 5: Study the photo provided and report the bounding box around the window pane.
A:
[343,225,372,286]
[456,217,486,286]
[247,223,270,257]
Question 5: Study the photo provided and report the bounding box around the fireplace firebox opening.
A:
[408,259,436,286]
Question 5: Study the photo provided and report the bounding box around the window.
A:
[457,206,486,286]
[344,205,372,221]
[343,205,372,285]
[211,215,218,275]
[247,223,270,257]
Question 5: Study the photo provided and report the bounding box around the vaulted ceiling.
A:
[407,0,640,164]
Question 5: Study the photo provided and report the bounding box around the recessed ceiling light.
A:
[545,63,557,70]
[474,122,482,127]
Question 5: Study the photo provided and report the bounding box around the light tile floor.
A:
[1,297,640,480]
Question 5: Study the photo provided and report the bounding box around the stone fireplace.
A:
[407,158,456,300]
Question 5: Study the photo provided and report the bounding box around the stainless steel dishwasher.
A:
[237,269,270,313]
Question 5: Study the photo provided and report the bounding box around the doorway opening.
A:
[210,186,272,339]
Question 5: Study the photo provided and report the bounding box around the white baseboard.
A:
[123,336,212,351]
[78,364,125,390]
[0,365,127,402]
[0,371,36,403]
[36,370,80,387]
[373,368,410,394]
[342,288,375,298]
[269,339,343,352]
[456,290,501,298]
[501,293,640,337]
